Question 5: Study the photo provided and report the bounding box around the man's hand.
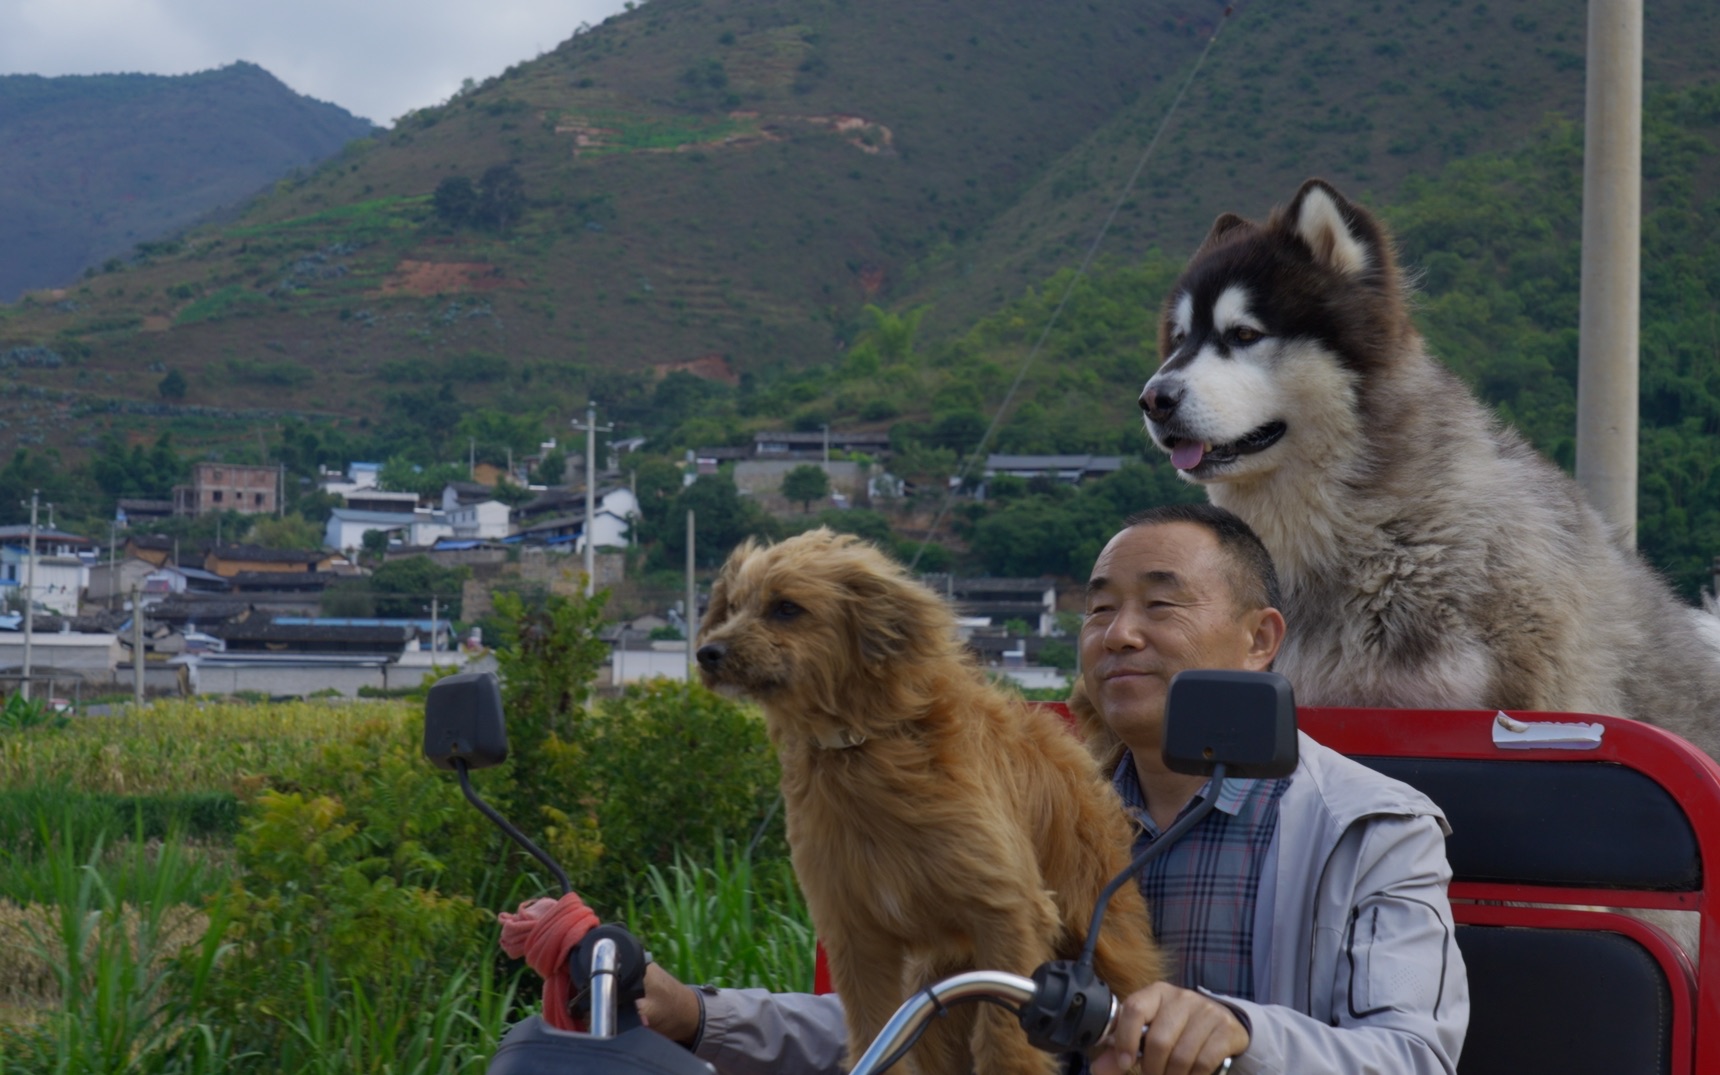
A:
[636,962,704,1047]
[1091,981,1249,1075]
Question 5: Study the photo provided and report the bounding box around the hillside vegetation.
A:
[0,63,376,303]
[3,0,1715,442]
[0,0,1715,594]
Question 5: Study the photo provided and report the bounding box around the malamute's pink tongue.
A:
[1171,442,1207,470]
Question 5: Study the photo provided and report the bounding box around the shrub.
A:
[573,680,783,912]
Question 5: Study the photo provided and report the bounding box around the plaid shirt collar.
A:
[1110,751,1261,836]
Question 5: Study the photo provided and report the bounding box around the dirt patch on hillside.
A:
[553,111,892,158]
[652,353,739,385]
[380,261,523,296]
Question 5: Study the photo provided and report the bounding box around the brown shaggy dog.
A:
[696,529,1164,1075]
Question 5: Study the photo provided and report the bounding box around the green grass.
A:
[0,792,238,904]
[0,697,815,1073]
[1,828,812,1073]
[220,196,428,243]
[626,842,815,994]
[172,285,270,326]
[559,109,756,155]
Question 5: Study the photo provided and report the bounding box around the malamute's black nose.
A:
[1141,385,1179,422]
[696,642,726,670]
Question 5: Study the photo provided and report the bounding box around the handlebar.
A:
[845,969,1230,1075]
[847,970,1048,1075]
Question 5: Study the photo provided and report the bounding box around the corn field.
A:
[0,696,809,1075]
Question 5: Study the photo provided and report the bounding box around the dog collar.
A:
[812,728,868,750]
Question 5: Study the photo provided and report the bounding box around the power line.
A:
[908,9,1236,569]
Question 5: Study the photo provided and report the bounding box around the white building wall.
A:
[451,501,512,540]
[409,512,456,546]
[609,645,691,685]
[0,552,88,615]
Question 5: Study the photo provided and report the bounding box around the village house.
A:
[323,507,453,554]
[0,525,97,617]
[203,544,340,577]
[441,482,513,540]
[511,486,639,551]
[920,574,1060,636]
[114,498,175,527]
[172,462,281,516]
[977,454,1125,497]
[123,533,177,568]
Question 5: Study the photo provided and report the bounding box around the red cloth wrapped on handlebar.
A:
[498,893,601,1032]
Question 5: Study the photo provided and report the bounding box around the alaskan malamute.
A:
[1139,178,1720,756]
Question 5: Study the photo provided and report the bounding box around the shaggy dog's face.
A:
[696,529,948,717]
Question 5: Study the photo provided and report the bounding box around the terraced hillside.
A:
[0,0,1714,469]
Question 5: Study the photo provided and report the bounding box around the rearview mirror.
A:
[1162,669,1298,779]
[423,671,510,772]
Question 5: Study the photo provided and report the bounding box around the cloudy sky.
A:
[0,0,633,126]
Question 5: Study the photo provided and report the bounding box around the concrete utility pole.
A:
[686,509,697,678]
[570,401,614,598]
[131,584,145,709]
[1575,0,1643,546]
[21,490,37,701]
[108,521,118,612]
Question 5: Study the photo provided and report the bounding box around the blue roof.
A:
[274,617,451,630]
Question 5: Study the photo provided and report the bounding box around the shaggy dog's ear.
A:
[702,572,731,641]
[840,557,952,667]
[1283,178,1382,279]
[703,538,760,638]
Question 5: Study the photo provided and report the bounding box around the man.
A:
[635,503,1468,1075]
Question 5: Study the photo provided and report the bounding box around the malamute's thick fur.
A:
[1139,178,1720,756]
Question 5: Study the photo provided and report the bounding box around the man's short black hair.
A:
[1120,502,1283,616]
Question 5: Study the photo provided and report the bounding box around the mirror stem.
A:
[1077,763,1229,969]
[455,758,573,896]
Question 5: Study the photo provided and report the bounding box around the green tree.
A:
[321,578,376,617]
[575,680,783,901]
[488,585,610,877]
[780,465,829,513]
[378,456,467,499]
[532,449,567,486]
[244,513,324,550]
[368,556,470,619]
[88,432,184,502]
[433,175,477,226]
[491,478,535,508]
[456,408,544,465]
[157,367,187,400]
[651,474,779,569]
[632,458,687,526]
[476,164,526,232]
[360,528,391,560]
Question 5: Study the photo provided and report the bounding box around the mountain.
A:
[0,62,377,302]
[0,0,1714,470]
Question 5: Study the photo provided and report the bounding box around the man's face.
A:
[1079,521,1272,754]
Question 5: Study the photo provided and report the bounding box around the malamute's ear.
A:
[1286,179,1377,278]
[1194,211,1251,256]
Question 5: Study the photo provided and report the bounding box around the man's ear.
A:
[1244,607,1287,670]
[1285,178,1375,278]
